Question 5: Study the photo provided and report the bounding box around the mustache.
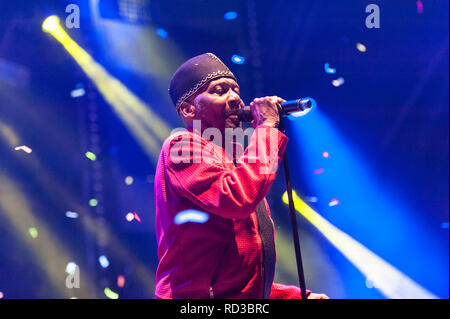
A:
[225,110,239,116]
[224,105,244,117]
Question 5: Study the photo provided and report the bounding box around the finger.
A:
[274,96,286,104]
[250,100,258,113]
[264,96,276,104]
[255,98,262,111]
[266,96,285,107]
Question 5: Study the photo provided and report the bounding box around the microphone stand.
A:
[278,116,308,299]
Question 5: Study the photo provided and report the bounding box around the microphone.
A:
[227,98,312,122]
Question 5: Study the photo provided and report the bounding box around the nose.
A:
[228,90,243,110]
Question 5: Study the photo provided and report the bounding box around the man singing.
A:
[154,53,328,299]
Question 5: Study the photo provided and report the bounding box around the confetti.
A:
[104,288,119,299]
[231,55,245,65]
[156,28,168,39]
[65,262,78,275]
[304,196,318,203]
[133,212,142,223]
[175,210,209,225]
[125,212,134,222]
[85,151,97,161]
[224,11,238,20]
[70,88,85,98]
[314,168,325,175]
[89,198,98,207]
[14,145,32,154]
[98,255,110,268]
[28,227,38,239]
[117,275,125,288]
[65,211,79,219]
[125,176,134,185]
[332,77,345,87]
[328,198,340,207]
[324,62,336,74]
[417,0,423,14]
[356,43,367,52]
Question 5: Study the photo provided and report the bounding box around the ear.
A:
[179,100,196,118]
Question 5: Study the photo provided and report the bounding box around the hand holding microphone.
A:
[250,96,286,128]
[226,97,313,125]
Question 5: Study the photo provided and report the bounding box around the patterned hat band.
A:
[175,69,236,112]
[169,53,237,113]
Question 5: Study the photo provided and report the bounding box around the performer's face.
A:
[191,77,244,131]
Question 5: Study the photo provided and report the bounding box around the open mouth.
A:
[226,114,240,126]
[225,109,238,117]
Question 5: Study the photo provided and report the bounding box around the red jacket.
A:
[154,125,309,299]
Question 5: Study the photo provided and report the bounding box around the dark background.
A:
[0,0,448,298]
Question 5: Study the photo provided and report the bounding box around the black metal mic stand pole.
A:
[278,117,308,299]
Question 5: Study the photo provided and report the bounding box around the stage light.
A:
[104,287,119,299]
[8,114,155,295]
[81,212,156,294]
[287,107,446,298]
[366,276,380,289]
[98,255,110,268]
[42,16,172,163]
[224,11,238,20]
[282,190,437,298]
[231,54,245,65]
[322,151,329,158]
[174,210,209,225]
[0,173,96,298]
[0,120,20,147]
[42,15,60,32]
[156,28,168,39]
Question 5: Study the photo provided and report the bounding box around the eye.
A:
[213,85,225,94]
